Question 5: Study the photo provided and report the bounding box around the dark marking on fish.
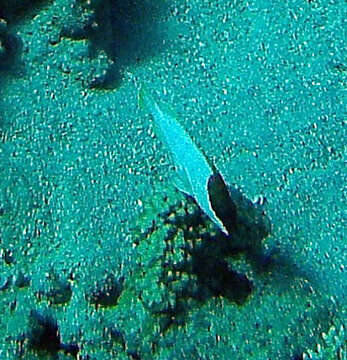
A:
[207,172,238,234]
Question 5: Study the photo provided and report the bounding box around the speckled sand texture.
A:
[0,0,345,359]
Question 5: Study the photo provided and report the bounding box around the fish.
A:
[138,86,237,236]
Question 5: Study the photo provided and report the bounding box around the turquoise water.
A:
[0,0,345,359]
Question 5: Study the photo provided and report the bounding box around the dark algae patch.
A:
[59,0,169,89]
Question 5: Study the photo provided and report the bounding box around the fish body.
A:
[139,87,234,236]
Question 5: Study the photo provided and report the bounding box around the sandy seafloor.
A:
[0,0,345,359]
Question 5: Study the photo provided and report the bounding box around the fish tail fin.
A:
[137,86,145,109]
[138,85,153,111]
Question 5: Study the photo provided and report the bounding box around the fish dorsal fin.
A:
[173,165,193,196]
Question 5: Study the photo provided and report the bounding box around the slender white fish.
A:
[139,87,237,236]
